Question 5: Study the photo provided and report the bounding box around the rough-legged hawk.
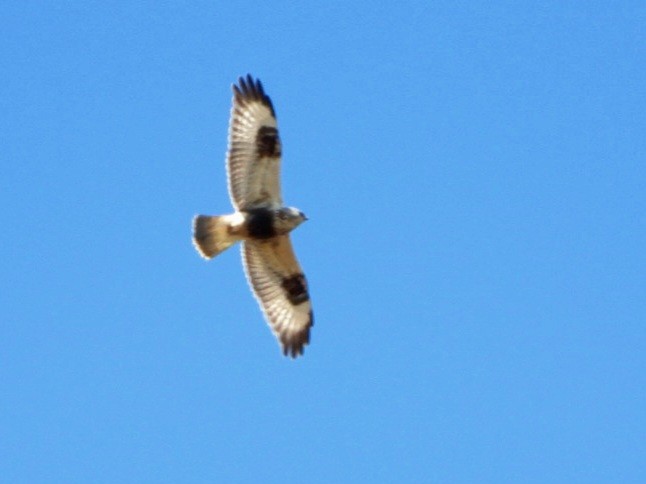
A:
[193,75,313,358]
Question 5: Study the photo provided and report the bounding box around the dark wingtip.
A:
[246,73,255,91]
[231,74,276,117]
[283,342,305,359]
[280,312,313,359]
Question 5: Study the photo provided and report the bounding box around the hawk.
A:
[193,75,313,358]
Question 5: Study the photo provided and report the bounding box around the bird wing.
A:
[226,75,282,210]
[242,236,313,358]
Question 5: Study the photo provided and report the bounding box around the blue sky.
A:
[1,2,644,482]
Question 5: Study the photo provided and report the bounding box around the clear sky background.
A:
[1,2,644,483]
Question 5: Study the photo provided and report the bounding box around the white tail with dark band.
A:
[192,215,236,259]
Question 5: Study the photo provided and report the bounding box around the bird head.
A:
[275,207,308,233]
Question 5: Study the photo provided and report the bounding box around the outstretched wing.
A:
[226,75,282,210]
[242,236,313,358]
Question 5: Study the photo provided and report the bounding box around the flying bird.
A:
[193,75,313,358]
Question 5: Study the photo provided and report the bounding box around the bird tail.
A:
[192,215,237,259]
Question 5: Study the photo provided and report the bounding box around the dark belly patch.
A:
[245,208,276,239]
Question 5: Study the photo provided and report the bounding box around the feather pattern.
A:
[227,75,282,210]
[242,236,313,358]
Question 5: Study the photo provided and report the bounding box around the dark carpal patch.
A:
[256,126,281,158]
[281,273,309,305]
[245,208,276,239]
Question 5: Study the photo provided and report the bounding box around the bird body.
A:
[193,75,313,358]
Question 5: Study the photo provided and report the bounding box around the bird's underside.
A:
[192,75,313,358]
